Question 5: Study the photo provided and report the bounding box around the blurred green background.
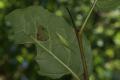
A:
[0,0,120,80]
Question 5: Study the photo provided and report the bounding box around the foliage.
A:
[5,5,93,80]
[0,0,120,80]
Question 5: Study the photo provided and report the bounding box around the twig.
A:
[79,0,98,35]
[65,6,89,80]
[65,6,78,32]
[66,0,98,80]
[78,0,98,80]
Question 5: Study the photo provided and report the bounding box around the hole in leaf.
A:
[37,25,49,41]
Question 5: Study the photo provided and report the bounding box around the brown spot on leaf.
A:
[37,25,49,41]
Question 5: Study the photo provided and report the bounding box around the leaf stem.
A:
[68,0,97,80]
[77,0,98,80]
[30,36,81,80]
[79,0,98,35]
[78,34,89,80]
[65,6,78,31]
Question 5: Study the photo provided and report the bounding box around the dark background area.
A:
[0,0,120,80]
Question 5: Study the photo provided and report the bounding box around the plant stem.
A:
[65,6,78,31]
[79,0,98,35]
[77,34,88,80]
[77,0,98,80]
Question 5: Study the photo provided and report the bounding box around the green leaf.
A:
[5,6,92,79]
[94,0,120,11]
[5,8,37,44]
